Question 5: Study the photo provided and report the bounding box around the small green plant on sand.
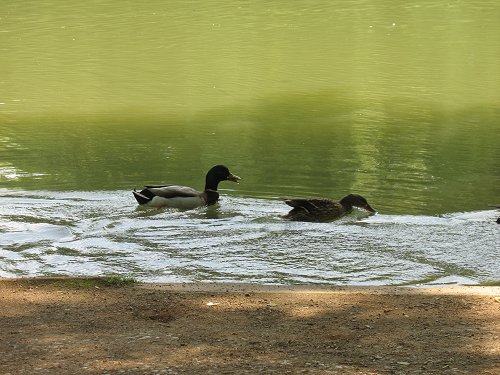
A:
[101,275,137,286]
[479,280,500,286]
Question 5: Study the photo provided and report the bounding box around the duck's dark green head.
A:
[205,165,240,190]
[340,194,376,213]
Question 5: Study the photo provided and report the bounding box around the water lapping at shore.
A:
[0,190,498,285]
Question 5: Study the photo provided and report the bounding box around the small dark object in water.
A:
[488,204,500,224]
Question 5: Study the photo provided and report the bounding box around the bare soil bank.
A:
[1,278,499,374]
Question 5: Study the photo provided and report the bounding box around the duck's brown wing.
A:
[285,198,339,211]
[285,199,318,212]
[284,198,344,222]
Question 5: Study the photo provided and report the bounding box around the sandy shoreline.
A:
[140,281,500,295]
[1,278,499,374]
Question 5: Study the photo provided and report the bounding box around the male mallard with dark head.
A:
[283,194,376,222]
[133,165,240,209]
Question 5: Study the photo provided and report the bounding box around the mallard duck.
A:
[283,194,376,222]
[133,165,240,209]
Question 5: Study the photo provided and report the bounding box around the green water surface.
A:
[1,1,499,215]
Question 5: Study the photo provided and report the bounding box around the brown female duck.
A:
[283,194,376,222]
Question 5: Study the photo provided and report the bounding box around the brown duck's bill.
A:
[364,204,377,213]
[227,173,241,183]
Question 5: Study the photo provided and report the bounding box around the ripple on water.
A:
[0,191,499,284]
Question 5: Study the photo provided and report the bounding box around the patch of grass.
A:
[101,275,138,287]
[479,280,500,286]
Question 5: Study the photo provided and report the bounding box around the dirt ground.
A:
[0,278,499,374]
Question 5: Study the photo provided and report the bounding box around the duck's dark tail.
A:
[133,189,155,205]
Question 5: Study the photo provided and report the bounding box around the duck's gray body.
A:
[134,185,215,209]
[133,165,239,209]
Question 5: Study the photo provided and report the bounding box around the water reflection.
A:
[2,1,499,214]
[1,93,498,215]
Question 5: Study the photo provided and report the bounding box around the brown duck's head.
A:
[340,194,376,213]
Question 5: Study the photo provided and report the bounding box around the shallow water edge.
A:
[1,189,498,286]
